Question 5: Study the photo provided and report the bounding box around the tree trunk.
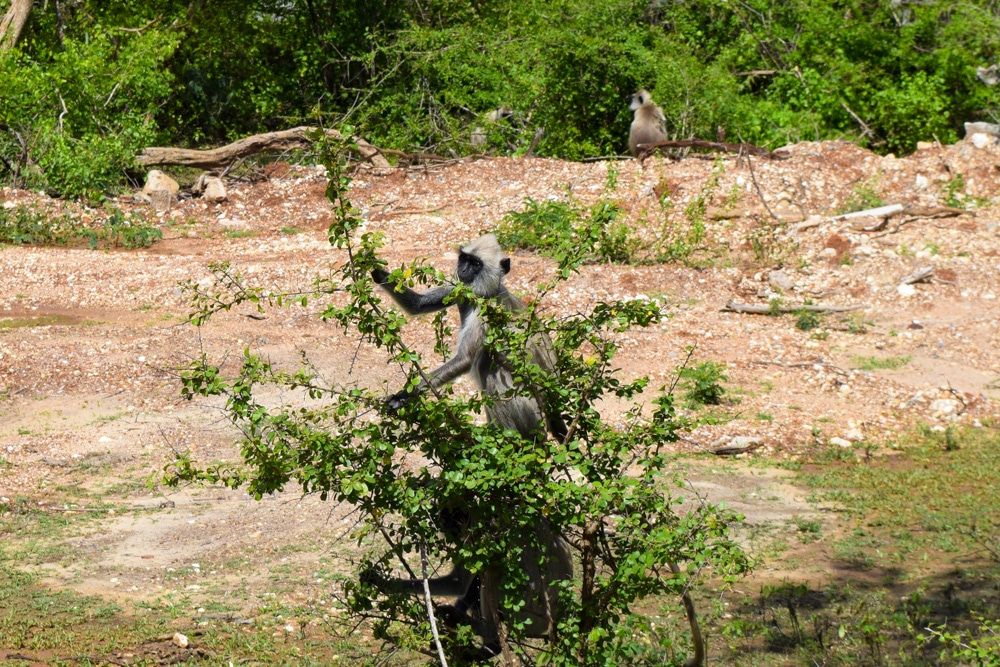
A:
[136,126,390,169]
[0,0,33,51]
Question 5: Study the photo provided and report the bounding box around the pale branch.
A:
[724,300,867,314]
[898,266,935,285]
[638,139,790,162]
[137,127,391,169]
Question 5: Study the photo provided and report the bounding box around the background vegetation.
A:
[2,0,1000,197]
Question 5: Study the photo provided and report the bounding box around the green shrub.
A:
[0,27,177,199]
[497,197,639,264]
[680,360,728,406]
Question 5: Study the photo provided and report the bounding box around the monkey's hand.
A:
[385,389,414,412]
[358,563,386,589]
[371,268,390,284]
[434,603,474,629]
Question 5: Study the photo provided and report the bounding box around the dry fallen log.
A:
[832,203,905,220]
[724,300,867,314]
[137,127,390,169]
[898,266,935,285]
[638,139,790,162]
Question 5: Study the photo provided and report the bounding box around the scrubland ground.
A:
[1,138,999,665]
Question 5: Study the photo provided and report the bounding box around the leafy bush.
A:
[0,27,177,199]
[496,197,639,264]
[167,135,750,664]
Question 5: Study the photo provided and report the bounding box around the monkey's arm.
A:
[366,563,476,598]
[386,317,482,410]
[372,268,456,315]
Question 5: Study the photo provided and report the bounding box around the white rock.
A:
[172,632,189,648]
[970,132,997,149]
[768,270,794,291]
[843,428,864,442]
[142,170,179,196]
[929,398,960,416]
[830,437,852,448]
[897,283,916,297]
[914,174,929,190]
[203,177,228,202]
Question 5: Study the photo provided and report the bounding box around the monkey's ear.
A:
[500,258,511,275]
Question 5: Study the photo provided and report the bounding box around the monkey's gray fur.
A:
[628,89,667,157]
[369,233,572,656]
[373,233,567,442]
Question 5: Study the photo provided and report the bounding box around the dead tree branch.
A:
[137,127,390,169]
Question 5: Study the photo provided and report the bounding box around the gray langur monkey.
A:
[372,233,567,442]
[369,233,573,659]
[628,89,667,157]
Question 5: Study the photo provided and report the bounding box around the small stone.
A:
[830,437,852,448]
[819,247,837,259]
[914,174,929,190]
[929,398,960,416]
[202,177,228,202]
[970,132,997,149]
[843,428,864,442]
[172,632,189,648]
[897,283,916,297]
[768,270,794,291]
[964,121,1000,138]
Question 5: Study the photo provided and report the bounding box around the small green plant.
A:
[679,359,728,406]
[850,355,911,371]
[843,314,874,334]
[837,176,884,214]
[795,309,823,331]
[280,226,303,234]
[223,228,257,239]
[943,173,966,208]
[922,615,1000,666]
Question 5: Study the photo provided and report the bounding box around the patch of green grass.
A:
[281,226,304,234]
[801,425,1000,566]
[0,204,161,249]
[224,228,257,238]
[836,176,884,214]
[850,355,912,371]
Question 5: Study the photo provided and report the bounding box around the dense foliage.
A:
[2,0,999,195]
[166,135,750,664]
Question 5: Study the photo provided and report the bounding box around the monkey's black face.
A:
[456,251,483,284]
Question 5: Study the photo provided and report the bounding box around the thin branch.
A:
[840,101,873,139]
[745,152,779,221]
[421,544,450,667]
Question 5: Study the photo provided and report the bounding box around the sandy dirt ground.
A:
[1,137,999,622]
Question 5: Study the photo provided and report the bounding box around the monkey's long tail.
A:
[669,562,705,667]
